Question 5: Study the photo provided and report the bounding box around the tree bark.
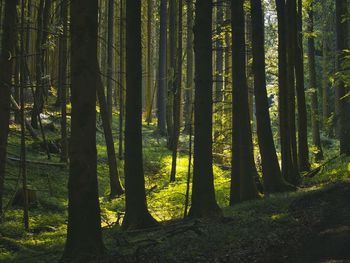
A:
[189,0,222,218]
[307,4,324,161]
[250,0,291,193]
[230,0,259,204]
[122,0,158,229]
[0,0,17,214]
[157,0,167,135]
[295,0,310,172]
[107,0,114,123]
[62,0,105,260]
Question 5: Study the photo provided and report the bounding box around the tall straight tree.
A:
[307,3,324,161]
[0,0,17,214]
[122,0,158,229]
[250,0,290,193]
[157,0,167,135]
[230,0,258,204]
[295,0,310,172]
[145,0,153,123]
[106,0,114,123]
[170,0,183,182]
[189,0,222,218]
[335,0,350,155]
[184,0,194,133]
[286,0,299,185]
[58,0,68,163]
[62,0,105,261]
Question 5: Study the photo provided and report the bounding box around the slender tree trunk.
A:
[122,0,158,229]
[170,0,183,182]
[107,0,114,123]
[295,0,310,172]
[62,0,105,260]
[145,0,153,123]
[230,0,259,204]
[59,0,68,163]
[157,0,167,135]
[184,0,194,134]
[250,0,291,193]
[322,35,329,129]
[97,68,124,198]
[307,5,324,161]
[285,0,300,185]
[118,0,124,160]
[189,0,222,218]
[166,0,176,149]
[335,0,350,155]
[0,0,17,214]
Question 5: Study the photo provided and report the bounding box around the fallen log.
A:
[10,95,39,140]
[7,156,67,168]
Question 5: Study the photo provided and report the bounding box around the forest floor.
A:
[1,111,350,263]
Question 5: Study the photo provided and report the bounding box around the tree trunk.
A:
[122,0,158,229]
[295,0,310,172]
[62,0,105,260]
[183,0,194,134]
[145,0,153,123]
[188,0,222,218]
[307,5,324,161]
[118,0,124,160]
[0,0,17,214]
[170,0,183,182]
[97,68,124,198]
[230,0,259,204]
[106,0,114,123]
[157,0,167,135]
[335,0,350,155]
[284,0,300,185]
[250,0,291,193]
[59,0,68,163]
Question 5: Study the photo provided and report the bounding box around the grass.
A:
[1,111,350,262]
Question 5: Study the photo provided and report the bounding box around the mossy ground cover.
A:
[1,113,349,262]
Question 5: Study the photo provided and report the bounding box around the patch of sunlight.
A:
[271,213,287,221]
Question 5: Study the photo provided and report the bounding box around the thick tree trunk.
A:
[189,0,222,218]
[0,0,17,214]
[335,0,350,155]
[307,5,324,161]
[62,0,105,260]
[295,0,310,172]
[157,0,167,135]
[230,0,259,204]
[122,0,158,229]
[250,0,291,193]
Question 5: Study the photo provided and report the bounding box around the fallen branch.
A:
[305,155,340,178]
[7,156,67,168]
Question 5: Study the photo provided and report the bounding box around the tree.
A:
[335,0,350,155]
[106,0,115,123]
[145,0,153,123]
[157,0,167,135]
[230,0,259,204]
[307,3,324,161]
[188,0,222,218]
[295,0,310,172]
[122,0,158,229]
[62,0,105,260]
[31,0,51,129]
[250,0,290,193]
[183,0,194,133]
[276,0,299,184]
[170,0,183,182]
[0,0,17,214]
[59,0,68,163]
